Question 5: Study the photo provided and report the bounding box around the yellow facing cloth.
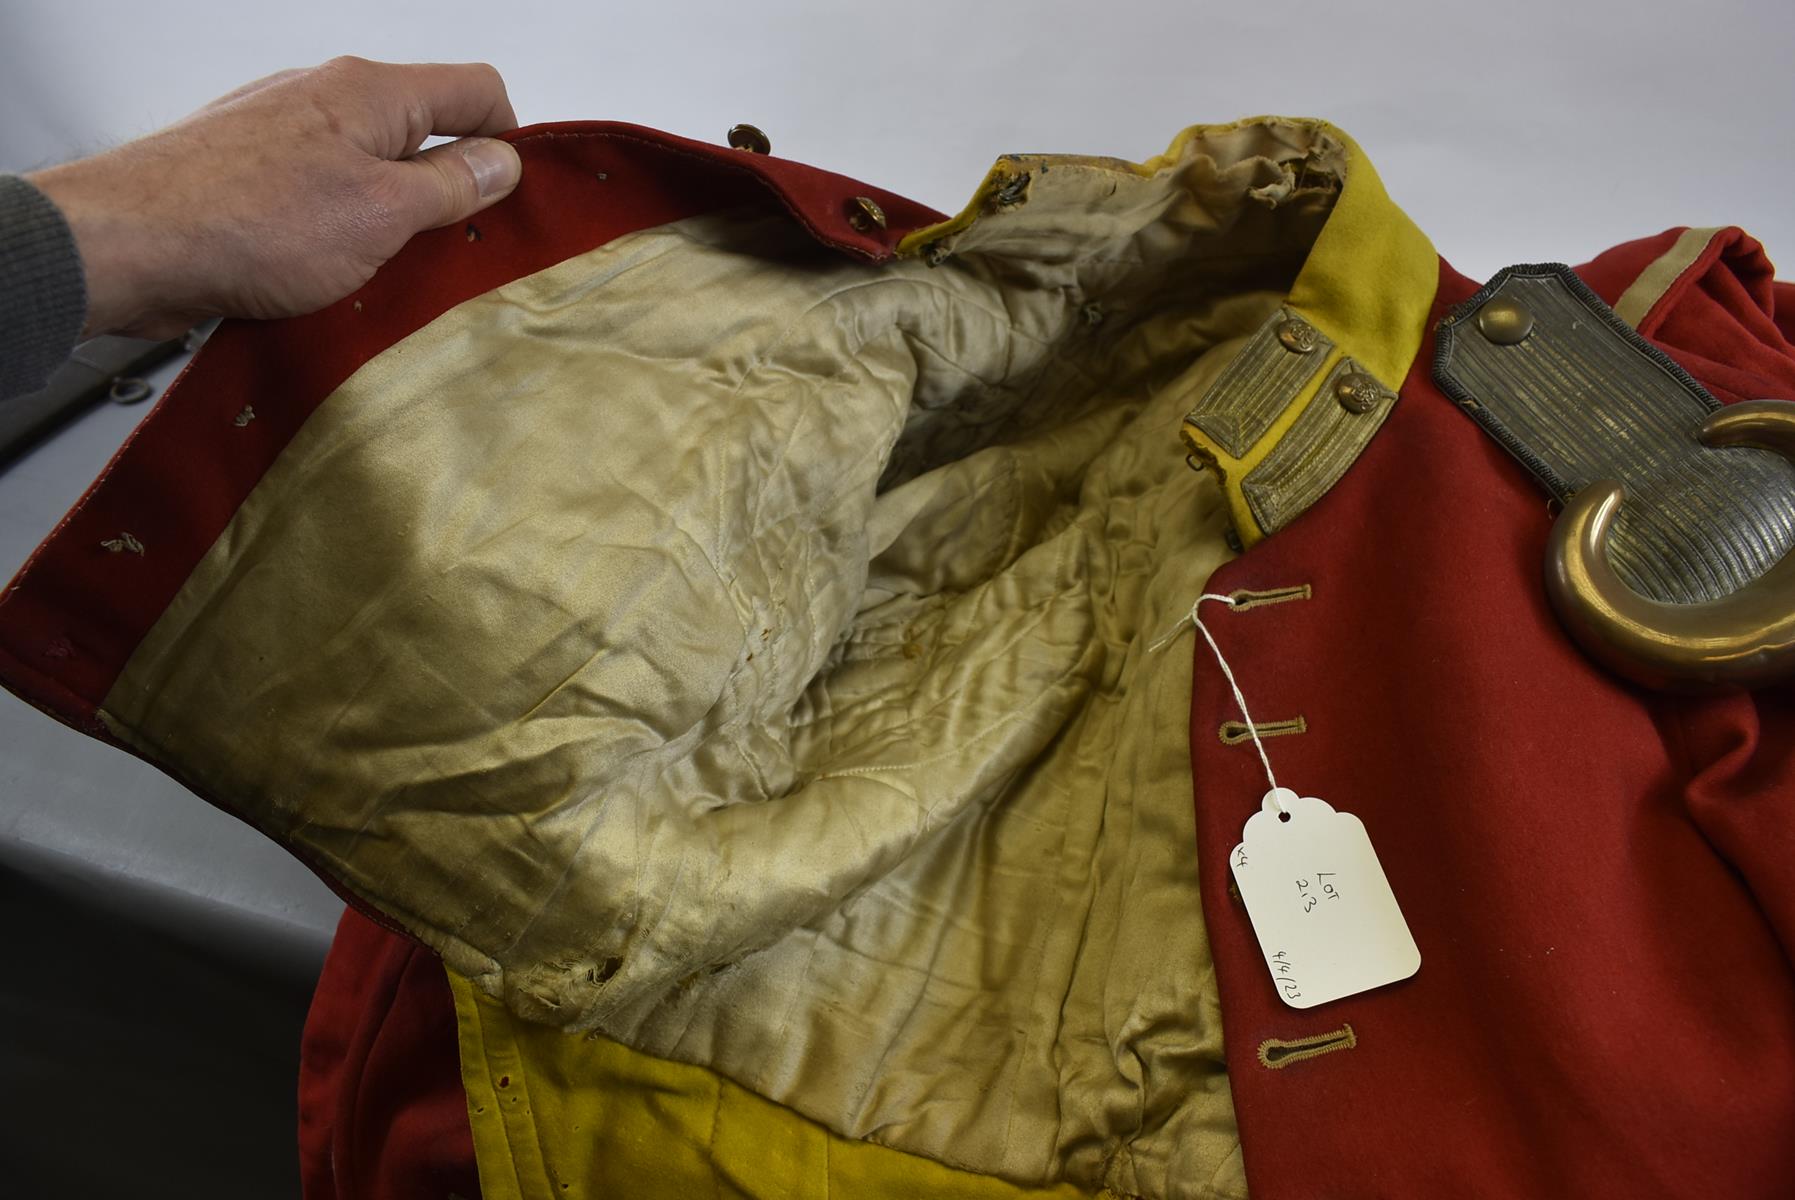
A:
[451,972,1095,1200]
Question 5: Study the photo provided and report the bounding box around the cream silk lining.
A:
[103,121,1354,1198]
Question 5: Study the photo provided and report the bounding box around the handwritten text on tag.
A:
[1230,788,1419,1009]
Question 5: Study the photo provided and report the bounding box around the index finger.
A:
[349,59,519,157]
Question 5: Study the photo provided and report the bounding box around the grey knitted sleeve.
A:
[0,174,88,401]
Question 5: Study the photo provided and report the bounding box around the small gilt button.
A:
[1477,296,1534,345]
[848,196,888,232]
[726,124,771,154]
[1334,371,1390,414]
[1276,317,1319,354]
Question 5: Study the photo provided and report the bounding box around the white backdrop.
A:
[1,0,1792,966]
[4,0,1794,282]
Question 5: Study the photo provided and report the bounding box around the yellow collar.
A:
[901,117,1440,545]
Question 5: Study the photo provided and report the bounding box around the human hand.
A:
[26,57,523,339]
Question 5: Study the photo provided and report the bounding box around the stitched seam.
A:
[503,1021,561,1200]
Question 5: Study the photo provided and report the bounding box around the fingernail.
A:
[457,137,522,201]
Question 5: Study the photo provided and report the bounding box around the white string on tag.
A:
[1149,592,1286,814]
[1156,591,1420,1005]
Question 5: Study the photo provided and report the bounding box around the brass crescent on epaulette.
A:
[1545,399,1795,691]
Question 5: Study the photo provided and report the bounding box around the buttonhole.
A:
[1258,1024,1357,1069]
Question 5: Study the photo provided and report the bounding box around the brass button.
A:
[1477,296,1534,345]
[726,124,771,154]
[848,196,888,232]
[1276,317,1319,354]
[1334,371,1389,414]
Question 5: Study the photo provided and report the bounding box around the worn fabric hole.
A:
[1258,1024,1356,1069]
[466,224,483,242]
[989,173,1031,210]
[1218,716,1306,745]
[1228,584,1312,610]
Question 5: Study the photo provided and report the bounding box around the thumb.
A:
[383,136,522,232]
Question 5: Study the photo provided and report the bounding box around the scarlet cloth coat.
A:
[2,119,1793,1200]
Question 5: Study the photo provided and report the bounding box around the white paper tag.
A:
[1230,788,1420,1009]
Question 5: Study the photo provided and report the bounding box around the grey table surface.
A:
[0,352,343,980]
